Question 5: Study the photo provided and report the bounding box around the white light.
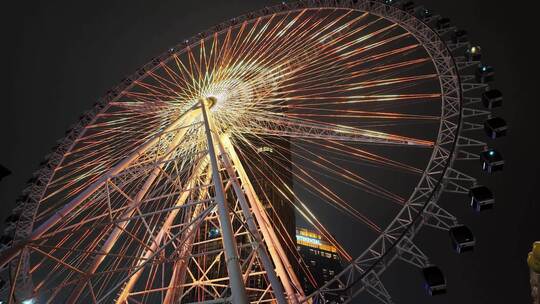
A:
[257,146,274,153]
[22,299,36,304]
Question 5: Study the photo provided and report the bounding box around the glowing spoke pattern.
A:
[7,7,446,304]
[237,116,434,147]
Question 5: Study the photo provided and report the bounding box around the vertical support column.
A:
[200,99,248,304]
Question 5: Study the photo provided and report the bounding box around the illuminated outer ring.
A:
[9,0,464,301]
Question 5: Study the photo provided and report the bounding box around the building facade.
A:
[296,227,344,302]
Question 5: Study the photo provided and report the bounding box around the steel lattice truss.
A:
[0,0,498,303]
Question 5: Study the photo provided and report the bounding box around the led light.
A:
[21,299,36,304]
[208,227,220,238]
[488,150,495,156]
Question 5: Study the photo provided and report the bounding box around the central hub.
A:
[204,96,218,109]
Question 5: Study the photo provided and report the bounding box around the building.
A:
[253,140,296,242]
[238,138,299,299]
[241,138,297,252]
[296,227,344,302]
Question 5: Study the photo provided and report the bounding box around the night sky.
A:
[1,1,538,303]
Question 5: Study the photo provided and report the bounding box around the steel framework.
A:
[0,0,500,303]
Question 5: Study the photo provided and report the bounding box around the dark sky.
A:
[1,1,538,303]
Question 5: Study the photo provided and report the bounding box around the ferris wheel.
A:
[0,0,506,303]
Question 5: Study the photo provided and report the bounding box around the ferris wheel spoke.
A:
[236,133,414,264]
[223,13,324,82]
[146,69,194,99]
[290,142,407,204]
[264,37,428,104]
[133,70,194,102]
[312,139,422,174]
[234,143,353,259]
[159,64,198,102]
[238,117,433,147]
[15,108,203,289]
[280,106,437,121]
[273,53,428,94]
[38,116,202,215]
[274,27,410,85]
[242,141,391,230]
[221,12,380,91]
[238,11,375,77]
[27,245,86,285]
[171,53,204,97]
[277,74,437,98]
[276,93,441,107]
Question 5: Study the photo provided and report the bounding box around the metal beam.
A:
[162,168,212,304]
[200,99,248,304]
[114,159,209,303]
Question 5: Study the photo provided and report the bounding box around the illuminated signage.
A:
[296,235,322,245]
